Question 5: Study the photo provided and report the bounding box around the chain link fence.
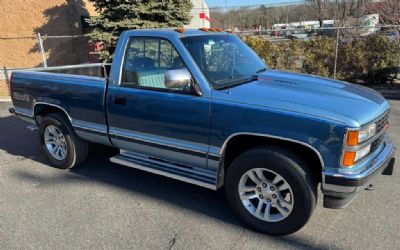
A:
[0,33,92,68]
[238,25,400,86]
[0,33,93,95]
[1,26,400,95]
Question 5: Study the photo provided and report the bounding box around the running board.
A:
[109,150,218,190]
[27,124,38,131]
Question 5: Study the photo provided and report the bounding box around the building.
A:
[186,0,210,29]
[0,0,97,96]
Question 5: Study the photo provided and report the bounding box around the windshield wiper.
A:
[252,68,268,79]
[255,67,267,73]
[252,68,267,79]
[216,77,256,90]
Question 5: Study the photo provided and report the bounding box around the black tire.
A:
[225,146,317,235]
[38,112,88,169]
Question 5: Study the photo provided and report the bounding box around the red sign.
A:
[199,12,210,22]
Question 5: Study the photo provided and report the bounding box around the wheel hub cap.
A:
[257,184,275,200]
[238,168,294,222]
[44,125,68,161]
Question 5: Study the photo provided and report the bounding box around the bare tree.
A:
[310,0,330,27]
[366,0,400,26]
[334,0,367,25]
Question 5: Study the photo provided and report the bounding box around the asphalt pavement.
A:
[1,99,399,250]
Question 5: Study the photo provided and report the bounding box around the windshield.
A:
[181,35,266,89]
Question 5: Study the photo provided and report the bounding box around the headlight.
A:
[346,123,376,146]
[358,123,376,143]
[342,123,376,167]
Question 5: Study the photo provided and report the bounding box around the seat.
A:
[172,57,185,69]
[132,57,156,72]
[137,71,166,88]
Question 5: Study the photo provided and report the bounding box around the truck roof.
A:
[122,28,231,38]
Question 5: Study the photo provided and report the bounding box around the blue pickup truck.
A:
[9,29,395,235]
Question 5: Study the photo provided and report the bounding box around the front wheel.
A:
[225,146,317,235]
[39,113,88,169]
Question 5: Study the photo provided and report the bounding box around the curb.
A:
[376,90,400,101]
[0,96,12,102]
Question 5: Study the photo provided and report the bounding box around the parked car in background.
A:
[9,28,395,235]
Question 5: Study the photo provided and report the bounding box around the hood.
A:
[213,70,389,127]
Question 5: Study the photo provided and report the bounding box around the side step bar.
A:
[110,150,218,190]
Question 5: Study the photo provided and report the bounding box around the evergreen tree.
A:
[88,0,193,61]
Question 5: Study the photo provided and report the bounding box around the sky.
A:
[205,0,302,7]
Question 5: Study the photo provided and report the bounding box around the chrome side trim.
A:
[219,132,325,168]
[74,125,107,135]
[14,110,32,118]
[13,107,36,124]
[27,124,38,131]
[72,120,108,135]
[109,126,210,156]
[207,153,221,161]
[14,106,34,117]
[14,112,36,124]
[33,102,109,139]
[32,102,212,159]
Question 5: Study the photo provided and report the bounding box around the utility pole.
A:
[225,0,229,30]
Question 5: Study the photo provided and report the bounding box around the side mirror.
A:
[164,69,192,88]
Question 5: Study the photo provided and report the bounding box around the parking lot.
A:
[0,99,399,250]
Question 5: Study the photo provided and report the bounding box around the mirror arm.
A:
[191,80,202,96]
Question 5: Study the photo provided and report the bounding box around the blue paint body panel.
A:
[11,71,107,127]
[107,84,211,168]
[10,29,391,179]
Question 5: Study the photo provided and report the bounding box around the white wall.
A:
[185,0,210,29]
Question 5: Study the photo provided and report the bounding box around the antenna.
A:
[225,0,228,30]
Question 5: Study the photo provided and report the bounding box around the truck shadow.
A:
[0,113,337,250]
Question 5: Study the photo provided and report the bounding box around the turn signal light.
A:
[342,151,356,167]
[199,28,210,32]
[346,131,359,146]
[174,28,185,33]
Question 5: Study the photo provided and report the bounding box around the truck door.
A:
[107,36,210,169]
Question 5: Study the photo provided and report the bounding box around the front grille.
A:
[370,110,389,154]
[375,110,389,134]
[371,134,384,153]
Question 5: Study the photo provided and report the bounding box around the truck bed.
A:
[10,63,111,145]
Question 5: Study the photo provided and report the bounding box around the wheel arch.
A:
[33,102,72,125]
[219,133,324,183]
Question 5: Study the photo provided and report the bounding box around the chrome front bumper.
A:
[322,134,395,208]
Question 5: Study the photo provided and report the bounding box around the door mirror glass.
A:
[164,69,192,88]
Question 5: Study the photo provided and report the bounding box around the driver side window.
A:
[121,37,188,92]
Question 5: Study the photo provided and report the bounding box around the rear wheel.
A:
[39,113,88,169]
[225,146,317,235]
